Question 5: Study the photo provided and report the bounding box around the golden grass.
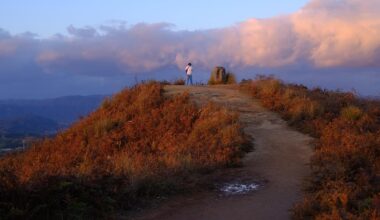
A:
[0,82,249,219]
[241,76,380,219]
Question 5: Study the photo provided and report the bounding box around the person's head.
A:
[188,63,192,66]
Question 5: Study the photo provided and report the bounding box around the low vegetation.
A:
[173,78,185,85]
[241,76,380,219]
[224,72,237,84]
[0,82,249,219]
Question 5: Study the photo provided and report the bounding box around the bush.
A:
[173,78,185,85]
[225,72,237,84]
[241,76,380,219]
[340,105,363,121]
[0,82,249,218]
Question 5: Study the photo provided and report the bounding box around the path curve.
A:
[135,85,313,220]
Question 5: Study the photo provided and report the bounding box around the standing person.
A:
[185,63,193,85]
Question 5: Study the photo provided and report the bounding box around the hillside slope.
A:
[242,77,380,219]
[136,85,313,220]
[0,83,248,219]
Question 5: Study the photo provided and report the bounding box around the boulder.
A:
[209,67,226,84]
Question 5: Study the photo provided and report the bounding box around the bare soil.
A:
[133,85,313,220]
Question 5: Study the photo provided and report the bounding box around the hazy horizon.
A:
[1,0,380,98]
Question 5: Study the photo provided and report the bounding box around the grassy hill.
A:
[0,82,248,219]
[241,77,380,219]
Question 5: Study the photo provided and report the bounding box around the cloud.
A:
[211,0,380,69]
[291,0,380,67]
[0,0,379,98]
[3,0,380,73]
[67,25,98,38]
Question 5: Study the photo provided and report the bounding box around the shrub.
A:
[173,78,185,85]
[241,76,380,219]
[0,82,249,219]
[225,72,237,84]
[340,105,363,121]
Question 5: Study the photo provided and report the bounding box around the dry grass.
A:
[241,76,380,219]
[0,82,248,219]
[173,78,185,85]
[225,72,237,84]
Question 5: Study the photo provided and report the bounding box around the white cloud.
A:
[0,0,380,97]
[2,0,380,75]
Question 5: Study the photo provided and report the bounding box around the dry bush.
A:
[225,72,237,84]
[173,78,185,85]
[341,105,363,121]
[241,76,380,219]
[0,82,248,219]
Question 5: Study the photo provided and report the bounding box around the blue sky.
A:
[0,0,308,37]
[0,0,380,98]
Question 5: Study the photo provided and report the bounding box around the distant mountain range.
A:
[0,95,107,125]
[0,95,106,149]
[0,115,59,136]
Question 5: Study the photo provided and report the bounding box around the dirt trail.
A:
[135,85,313,220]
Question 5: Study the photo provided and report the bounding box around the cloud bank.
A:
[1,0,380,98]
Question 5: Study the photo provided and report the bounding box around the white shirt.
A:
[185,65,192,75]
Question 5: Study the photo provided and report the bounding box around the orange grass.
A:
[241,76,380,219]
[0,82,248,219]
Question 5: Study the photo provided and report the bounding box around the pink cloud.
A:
[0,0,379,77]
[291,0,380,67]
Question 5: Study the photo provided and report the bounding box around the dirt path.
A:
[134,85,313,220]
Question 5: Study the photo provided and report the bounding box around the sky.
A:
[0,1,308,37]
[0,0,380,99]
